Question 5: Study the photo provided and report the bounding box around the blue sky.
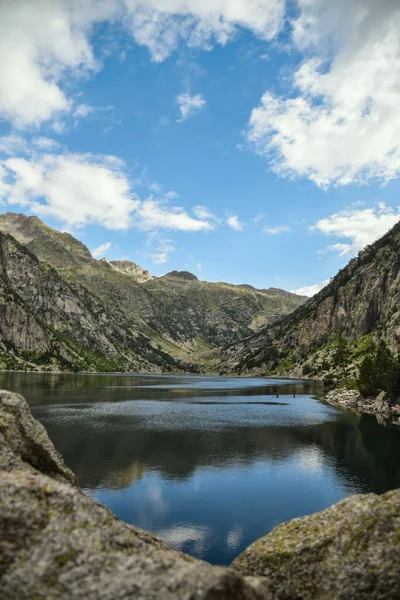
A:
[1,1,400,295]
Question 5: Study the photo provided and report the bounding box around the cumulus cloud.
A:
[0,0,112,127]
[123,0,285,62]
[92,242,112,259]
[3,152,137,229]
[292,279,330,297]
[0,142,215,232]
[264,225,290,234]
[0,0,285,128]
[227,215,243,230]
[247,0,400,186]
[135,199,213,231]
[177,93,206,122]
[312,203,400,254]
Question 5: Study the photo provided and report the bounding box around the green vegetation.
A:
[357,341,400,399]
[332,335,351,378]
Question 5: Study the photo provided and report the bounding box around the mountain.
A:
[99,258,152,283]
[220,220,400,378]
[0,213,305,371]
[0,232,178,372]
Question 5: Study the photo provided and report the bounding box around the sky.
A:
[1,1,400,296]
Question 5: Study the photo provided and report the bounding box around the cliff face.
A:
[100,258,153,284]
[0,233,179,372]
[0,212,305,370]
[1,390,399,599]
[221,221,400,375]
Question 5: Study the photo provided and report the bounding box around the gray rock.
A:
[0,390,266,600]
[232,489,400,600]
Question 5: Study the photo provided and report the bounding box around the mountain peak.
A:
[163,270,198,281]
[0,212,92,267]
[100,258,152,283]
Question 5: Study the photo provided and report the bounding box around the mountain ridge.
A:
[219,219,400,378]
[0,212,306,371]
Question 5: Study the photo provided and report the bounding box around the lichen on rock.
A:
[232,488,400,599]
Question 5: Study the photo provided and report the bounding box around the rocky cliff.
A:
[0,212,305,371]
[100,257,152,283]
[1,390,399,599]
[0,232,180,372]
[221,220,400,376]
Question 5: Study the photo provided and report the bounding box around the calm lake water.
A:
[2,372,400,566]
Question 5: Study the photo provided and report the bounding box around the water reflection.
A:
[1,372,399,565]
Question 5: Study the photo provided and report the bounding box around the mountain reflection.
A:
[2,371,400,565]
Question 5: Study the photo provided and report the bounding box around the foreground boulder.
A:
[232,489,400,599]
[0,390,265,600]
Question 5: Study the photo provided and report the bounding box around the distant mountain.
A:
[0,213,305,371]
[220,220,400,378]
[99,258,152,284]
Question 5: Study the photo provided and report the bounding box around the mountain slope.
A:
[220,220,400,376]
[0,232,182,372]
[0,213,305,367]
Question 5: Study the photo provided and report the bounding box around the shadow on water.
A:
[1,371,399,565]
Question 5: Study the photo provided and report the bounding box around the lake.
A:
[1,371,400,566]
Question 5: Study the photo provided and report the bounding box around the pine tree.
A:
[332,335,351,379]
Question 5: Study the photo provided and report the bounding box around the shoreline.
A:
[325,388,400,426]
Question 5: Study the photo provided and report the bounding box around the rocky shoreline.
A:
[1,389,400,599]
[325,388,400,425]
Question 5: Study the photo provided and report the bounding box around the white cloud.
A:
[32,137,61,151]
[148,182,163,194]
[292,279,330,297]
[150,253,167,264]
[0,0,110,127]
[0,165,11,200]
[135,199,213,231]
[1,140,216,232]
[264,225,290,234]
[177,93,206,122]
[0,0,285,127]
[193,205,219,221]
[3,152,137,229]
[0,135,28,155]
[123,0,285,62]
[73,104,95,119]
[227,215,243,231]
[247,0,400,186]
[317,242,352,257]
[147,234,176,264]
[312,203,400,254]
[92,242,112,259]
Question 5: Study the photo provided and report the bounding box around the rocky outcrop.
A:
[233,489,400,600]
[100,258,152,283]
[0,232,180,372]
[325,388,400,424]
[163,270,199,281]
[0,390,266,599]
